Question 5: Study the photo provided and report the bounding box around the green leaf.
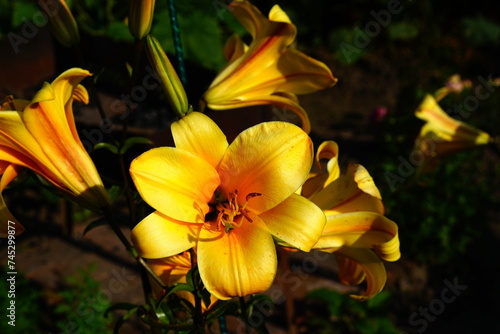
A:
[94,142,119,154]
[120,136,153,155]
[104,302,138,317]
[83,216,108,235]
[164,283,194,298]
[12,1,38,28]
[206,300,239,321]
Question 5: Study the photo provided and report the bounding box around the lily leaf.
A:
[83,216,108,235]
[119,136,153,155]
[94,142,119,154]
[104,302,138,317]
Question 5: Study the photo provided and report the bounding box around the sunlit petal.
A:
[197,218,277,300]
[218,122,312,213]
[0,111,57,175]
[260,193,325,251]
[336,248,387,300]
[130,147,220,223]
[206,94,311,133]
[313,212,399,255]
[131,211,199,259]
[315,140,340,185]
[268,4,291,23]
[171,112,228,169]
[310,165,384,215]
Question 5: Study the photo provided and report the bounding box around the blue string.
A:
[167,0,187,88]
[219,316,228,334]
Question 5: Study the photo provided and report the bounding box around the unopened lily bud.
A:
[145,34,189,117]
[129,0,156,40]
[38,0,80,48]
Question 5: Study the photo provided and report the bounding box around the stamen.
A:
[214,189,261,233]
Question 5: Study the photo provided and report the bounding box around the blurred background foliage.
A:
[1,0,500,333]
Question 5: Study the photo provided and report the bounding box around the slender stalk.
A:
[101,205,166,289]
[239,296,250,334]
[189,248,204,332]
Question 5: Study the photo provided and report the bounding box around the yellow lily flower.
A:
[285,141,400,300]
[0,68,109,237]
[130,112,326,300]
[414,94,493,174]
[202,0,337,133]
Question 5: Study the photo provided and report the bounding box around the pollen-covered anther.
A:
[215,189,261,232]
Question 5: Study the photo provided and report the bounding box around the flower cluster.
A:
[129,0,399,302]
[2,0,403,330]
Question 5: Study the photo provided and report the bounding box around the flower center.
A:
[214,189,261,233]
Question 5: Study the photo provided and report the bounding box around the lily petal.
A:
[313,212,399,260]
[0,163,25,237]
[335,254,365,286]
[310,165,384,215]
[335,248,387,300]
[171,112,228,169]
[0,112,60,180]
[66,84,90,149]
[197,216,277,300]
[206,94,312,133]
[130,147,220,223]
[299,172,328,198]
[224,34,248,63]
[260,193,325,251]
[315,140,340,185]
[218,121,312,213]
[131,211,199,258]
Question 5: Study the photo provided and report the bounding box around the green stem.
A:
[189,248,204,332]
[239,296,250,334]
[101,205,166,289]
